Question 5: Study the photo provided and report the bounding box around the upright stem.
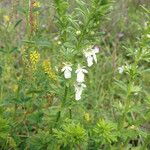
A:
[63,84,68,105]
[69,108,72,119]
[56,111,61,122]
[55,84,68,124]
[118,83,131,130]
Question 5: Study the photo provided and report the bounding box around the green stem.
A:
[118,83,131,130]
[56,111,61,122]
[63,84,68,105]
[69,108,72,119]
[55,84,68,124]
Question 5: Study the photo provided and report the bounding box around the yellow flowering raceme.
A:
[30,51,40,65]
[42,60,56,80]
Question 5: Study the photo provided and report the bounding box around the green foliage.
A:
[93,119,118,145]
[0,116,9,141]
[53,122,87,148]
[0,0,150,149]
[27,130,54,150]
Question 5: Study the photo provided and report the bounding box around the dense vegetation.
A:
[0,0,150,149]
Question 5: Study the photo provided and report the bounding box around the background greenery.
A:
[0,0,150,149]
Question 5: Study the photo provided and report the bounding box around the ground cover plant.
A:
[0,0,150,149]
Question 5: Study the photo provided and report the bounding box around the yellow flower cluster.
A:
[33,2,41,8]
[3,15,11,26]
[30,51,40,65]
[4,15,10,22]
[128,125,138,130]
[84,112,90,122]
[12,84,18,92]
[42,60,56,80]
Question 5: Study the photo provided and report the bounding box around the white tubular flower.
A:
[93,45,100,53]
[84,50,94,67]
[54,36,59,41]
[84,46,100,67]
[61,63,72,79]
[74,83,86,100]
[75,64,88,83]
[92,46,99,63]
[118,66,124,74]
[87,55,94,67]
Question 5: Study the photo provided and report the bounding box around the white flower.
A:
[118,66,124,74]
[61,64,72,79]
[84,50,94,67]
[54,36,59,41]
[87,55,94,67]
[75,64,88,83]
[84,46,100,67]
[74,83,86,100]
[42,24,46,28]
[92,46,100,63]
[93,46,100,53]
